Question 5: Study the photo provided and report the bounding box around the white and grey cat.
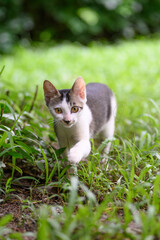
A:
[43,77,117,164]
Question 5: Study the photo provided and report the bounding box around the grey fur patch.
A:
[86,83,113,136]
[58,89,84,108]
[59,89,70,102]
[48,89,70,107]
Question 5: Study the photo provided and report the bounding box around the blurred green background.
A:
[0,0,160,53]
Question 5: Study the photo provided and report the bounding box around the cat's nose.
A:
[64,120,70,125]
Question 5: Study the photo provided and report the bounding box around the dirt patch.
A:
[0,181,64,240]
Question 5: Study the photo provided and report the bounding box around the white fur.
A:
[68,140,91,163]
[55,102,92,163]
[100,95,117,154]
[50,99,74,124]
[52,96,116,164]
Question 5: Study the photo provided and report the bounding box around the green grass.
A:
[1,39,160,239]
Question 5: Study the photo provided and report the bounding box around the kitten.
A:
[43,77,116,164]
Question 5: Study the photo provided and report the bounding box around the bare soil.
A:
[0,180,64,240]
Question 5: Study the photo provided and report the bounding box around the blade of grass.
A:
[0,65,5,76]
[39,145,49,184]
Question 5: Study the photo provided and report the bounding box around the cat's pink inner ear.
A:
[43,80,60,97]
[72,77,86,100]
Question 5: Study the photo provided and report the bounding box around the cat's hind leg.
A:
[100,117,115,155]
[100,96,117,155]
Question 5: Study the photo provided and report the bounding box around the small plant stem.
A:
[29,85,38,113]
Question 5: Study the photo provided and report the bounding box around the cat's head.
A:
[43,77,86,128]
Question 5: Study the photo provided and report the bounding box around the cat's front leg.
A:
[68,140,91,164]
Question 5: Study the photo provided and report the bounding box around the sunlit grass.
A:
[1,39,160,96]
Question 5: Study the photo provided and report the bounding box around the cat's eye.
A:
[55,108,62,114]
[71,106,79,113]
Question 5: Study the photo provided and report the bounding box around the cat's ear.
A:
[71,77,86,102]
[43,80,60,105]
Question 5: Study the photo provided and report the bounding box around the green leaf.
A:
[0,145,19,157]
[9,232,23,240]
[0,100,17,127]
[15,141,33,154]
[55,147,66,157]
[0,214,12,227]
[39,145,49,184]
[6,150,23,159]
[36,160,45,171]
[48,162,58,182]
[17,148,34,162]
[7,163,23,175]
[12,176,39,183]
[0,131,8,148]
[97,137,116,153]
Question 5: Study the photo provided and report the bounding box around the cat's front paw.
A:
[67,140,91,164]
[68,147,82,164]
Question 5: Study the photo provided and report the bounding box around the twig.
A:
[0,107,4,124]
[0,65,5,76]
[6,90,10,96]
[20,96,26,111]
[29,85,38,113]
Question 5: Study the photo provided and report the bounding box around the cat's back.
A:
[86,82,114,135]
[86,82,112,99]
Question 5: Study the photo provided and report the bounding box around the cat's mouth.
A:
[61,120,75,127]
